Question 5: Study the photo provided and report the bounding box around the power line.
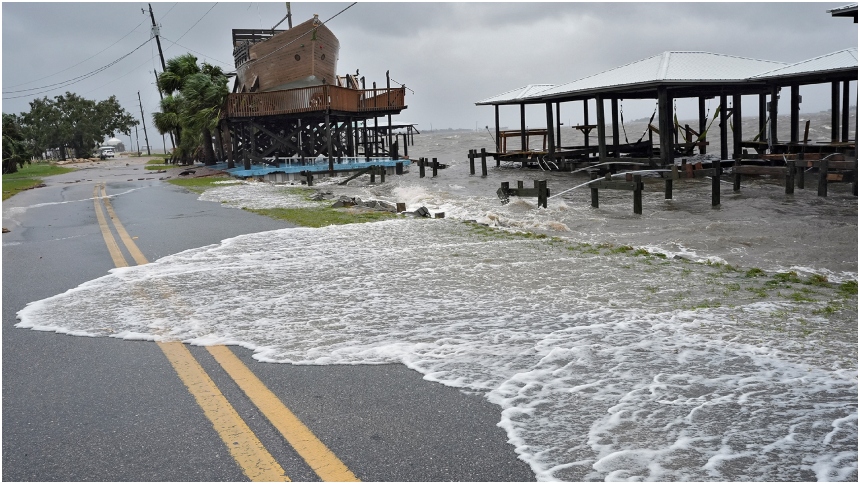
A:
[159,36,233,68]
[2,38,153,100]
[158,2,179,21]
[4,21,146,89]
[163,2,218,52]
[83,53,160,96]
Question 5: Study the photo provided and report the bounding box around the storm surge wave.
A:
[17,219,857,481]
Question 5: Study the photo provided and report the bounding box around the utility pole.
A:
[153,70,175,151]
[137,91,151,156]
[148,3,167,71]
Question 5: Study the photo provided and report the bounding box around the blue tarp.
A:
[217,157,412,178]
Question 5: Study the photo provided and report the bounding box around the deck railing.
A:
[223,85,406,118]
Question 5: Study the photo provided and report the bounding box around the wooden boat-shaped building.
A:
[232,15,340,93]
[218,14,410,171]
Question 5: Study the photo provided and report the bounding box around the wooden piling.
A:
[590,172,599,208]
[633,175,643,214]
[712,160,721,207]
[733,159,741,192]
[785,160,795,194]
[469,149,475,175]
[305,172,314,186]
[395,162,403,175]
[481,148,488,177]
[419,157,425,178]
[536,180,548,208]
[818,159,828,197]
[380,166,386,183]
[796,154,805,189]
[432,158,438,177]
[370,168,376,183]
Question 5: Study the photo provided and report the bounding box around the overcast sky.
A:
[2,1,857,149]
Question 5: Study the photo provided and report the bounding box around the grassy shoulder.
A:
[244,207,398,227]
[165,176,233,193]
[2,162,76,200]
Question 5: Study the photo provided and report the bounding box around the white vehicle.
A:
[99,147,115,159]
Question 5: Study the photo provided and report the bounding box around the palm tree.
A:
[152,54,228,165]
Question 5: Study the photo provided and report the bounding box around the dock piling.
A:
[818,159,829,197]
[432,158,438,177]
[633,175,643,214]
[469,150,476,175]
[419,157,425,178]
[481,149,488,177]
[785,160,795,194]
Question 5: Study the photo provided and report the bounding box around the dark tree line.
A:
[2,92,138,173]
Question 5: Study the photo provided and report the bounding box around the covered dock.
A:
[477,48,857,171]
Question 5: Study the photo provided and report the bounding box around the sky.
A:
[2,1,857,150]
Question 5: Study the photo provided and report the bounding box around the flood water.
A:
[16,119,859,481]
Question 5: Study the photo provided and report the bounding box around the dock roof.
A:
[477,48,858,105]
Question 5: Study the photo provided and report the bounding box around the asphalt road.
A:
[2,157,535,482]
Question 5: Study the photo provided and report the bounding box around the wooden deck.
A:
[222,85,406,119]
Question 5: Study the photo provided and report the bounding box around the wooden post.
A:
[481,148,488,176]
[596,95,607,162]
[769,86,779,145]
[545,102,556,156]
[818,159,828,197]
[395,162,403,175]
[243,124,252,170]
[611,98,620,158]
[790,85,800,145]
[785,159,795,194]
[666,165,675,199]
[633,174,643,214]
[797,156,806,190]
[658,87,674,167]
[732,93,742,159]
[758,94,768,145]
[831,81,840,142]
[582,99,590,154]
[370,167,376,183]
[432,157,438,177]
[712,160,721,207]
[719,94,728,160]
[841,80,850,142]
[698,96,707,154]
[590,172,599,208]
[306,172,314,186]
[536,180,548,208]
[380,166,386,183]
[346,117,355,157]
[329,155,334,175]
[733,159,742,192]
[555,102,562,152]
[402,134,408,158]
[419,157,425,178]
[495,105,501,153]
[469,149,475,175]
[520,104,527,152]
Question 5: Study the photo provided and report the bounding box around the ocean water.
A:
[15,124,858,481]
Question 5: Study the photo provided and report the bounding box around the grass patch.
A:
[166,176,232,193]
[804,274,830,287]
[244,207,397,227]
[838,280,858,297]
[744,267,765,278]
[2,162,76,200]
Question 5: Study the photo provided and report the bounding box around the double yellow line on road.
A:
[92,183,358,482]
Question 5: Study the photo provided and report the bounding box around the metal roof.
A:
[477,48,858,106]
[475,84,555,105]
[826,3,858,15]
[751,48,858,80]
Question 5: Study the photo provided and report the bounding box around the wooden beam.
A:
[611,98,620,158]
[658,87,673,166]
[732,93,742,159]
[842,80,851,142]
[832,81,840,142]
[582,99,590,153]
[790,84,800,144]
[758,93,767,144]
[769,85,779,144]
[494,105,501,153]
[545,102,555,156]
[699,96,707,154]
[520,104,527,152]
[719,93,728,160]
[596,95,607,162]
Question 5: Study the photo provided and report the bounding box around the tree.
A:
[2,114,33,174]
[19,92,137,160]
[153,54,228,165]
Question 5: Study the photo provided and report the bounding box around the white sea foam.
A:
[16,218,857,481]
